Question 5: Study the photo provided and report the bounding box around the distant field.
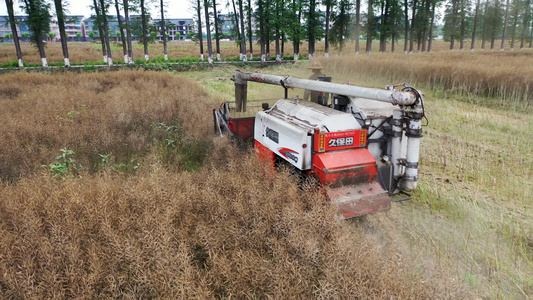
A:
[0,49,532,298]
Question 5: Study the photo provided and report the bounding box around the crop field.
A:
[0,39,460,67]
[0,44,532,298]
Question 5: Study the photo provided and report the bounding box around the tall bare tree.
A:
[403,0,409,53]
[238,0,247,61]
[5,0,24,68]
[449,0,458,49]
[490,0,500,50]
[481,0,488,49]
[140,0,149,61]
[195,0,204,60]
[421,0,431,52]
[246,0,253,59]
[274,0,281,61]
[123,0,134,64]
[355,0,361,54]
[98,0,113,65]
[92,0,107,62]
[203,0,213,63]
[459,0,467,50]
[53,0,69,67]
[500,0,510,50]
[257,0,266,62]
[114,0,128,63]
[323,0,335,57]
[509,0,519,50]
[366,0,374,53]
[471,0,481,50]
[520,0,531,49]
[160,0,168,60]
[213,0,220,60]
[409,0,418,52]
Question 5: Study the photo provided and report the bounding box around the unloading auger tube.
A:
[231,70,425,193]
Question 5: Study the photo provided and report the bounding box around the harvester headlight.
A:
[364,119,371,127]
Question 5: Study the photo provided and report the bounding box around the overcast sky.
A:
[0,0,198,19]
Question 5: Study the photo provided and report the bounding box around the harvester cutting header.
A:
[214,69,426,218]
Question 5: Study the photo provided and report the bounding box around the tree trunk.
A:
[293,0,302,60]
[37,36,47,67]
[281,32,285,57]
[459,0,466,50]
[325,1,331,57]
[366,0,373,53]
[428,0,436,52]
[403,0,408,53]
[114,0,128,63]
[450,0,458,50]
[100,0,113,66]
[409,0,417,52]
[491,0,499,50]
[422,0,433,52]
[379,0,388,53]
[275,0,280,61]
[520,0,531,49]
[124,0,134,63]
[239,0,247,61]
[530,25,533,48]
[54,0,69,67]
[481,0,488,49]
[196,0,204,60]
[471,0,480,50]
[93,0,107,63]
[231,0,242,59]
[510,10,517,50]
[356,0,361,54]
[6,0,24,68]
[501,0,510,50]
[213,0,220,60]
[247,0,253,59]
[140,0,149,61]
[265,2,270,59]
[309,0,316,58]
[204,0,213,64]
[258,0,266,62]
[160,0,168,60]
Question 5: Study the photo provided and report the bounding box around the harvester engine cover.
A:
[255,99,390,218]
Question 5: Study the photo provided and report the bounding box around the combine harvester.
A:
[214,70,426,218]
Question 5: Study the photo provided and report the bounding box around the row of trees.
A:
[184,0,533,62]
[4,0,171,68]
[4,0,533,68]
[443,0,533,50]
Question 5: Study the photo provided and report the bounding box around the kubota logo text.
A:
[278,147,299,163]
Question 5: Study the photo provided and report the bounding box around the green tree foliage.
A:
[284,0,306,59]
[305,0,323,58]
[329,0,352,54]
[20,0,51,66]
[130,14,158,45]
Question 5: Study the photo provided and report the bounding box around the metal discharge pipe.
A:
[233,70,417,106]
